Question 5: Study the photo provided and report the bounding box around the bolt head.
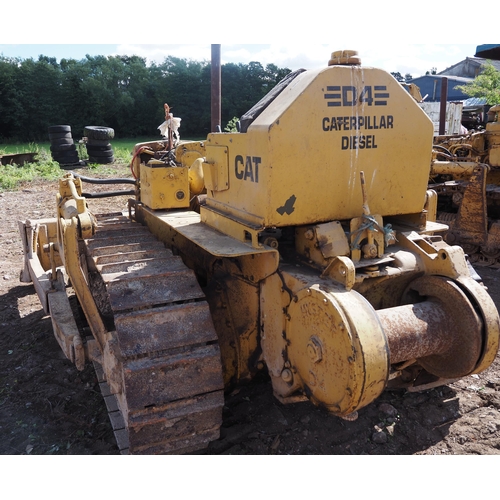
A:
[281,368,293,383]
[307,336,323,363]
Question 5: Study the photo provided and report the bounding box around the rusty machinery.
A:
[430,104,500,266]
[19,50,500,454]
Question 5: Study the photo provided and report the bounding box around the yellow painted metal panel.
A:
[140,163,190,209]
[204,65,434,229]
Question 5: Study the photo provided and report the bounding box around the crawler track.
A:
[85,213,224,454]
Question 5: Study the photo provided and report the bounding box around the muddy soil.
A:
[1,167,500,456]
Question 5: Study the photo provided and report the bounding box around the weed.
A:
[0,136,200,192]
[0,158,61,191]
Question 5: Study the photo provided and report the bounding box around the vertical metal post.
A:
[439,77,448,136]
[211,44,221,133]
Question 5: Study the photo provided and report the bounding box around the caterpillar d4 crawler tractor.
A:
[430,104,500,266]
[19,50,500,454]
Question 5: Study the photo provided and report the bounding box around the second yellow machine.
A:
[20,50,500,454]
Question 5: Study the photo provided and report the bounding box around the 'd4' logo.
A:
[324,86,389,107]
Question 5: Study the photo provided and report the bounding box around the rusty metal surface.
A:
[128,392,223,454]
[114,302,218,357]
[88,239,166,257]
[123,344,223,408]
[0,152,37,166]
[378,276,482,378]
[86,213,224,454]
[94,249,166,266]
[105,267,204,312]
[379,301,451,363]
[432,176,500,266]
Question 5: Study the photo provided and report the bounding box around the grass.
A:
[0,138,155,192]
[0,136,207,192]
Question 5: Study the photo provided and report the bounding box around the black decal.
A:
[325,86,341,107]
[235,155,244,180]
[322,117,330,131]
[252,157,261,183]
[341,137,349,150]
[244,156,254,182]
[343,86,357,106]
[387,116,394,128]
[360,86,374,106]
[277,195,297,216]
[374,86,389,106]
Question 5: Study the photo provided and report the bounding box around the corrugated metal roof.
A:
[475,45,500,60]
[462,97,488,110]
[463,97,487,106]
[411,75,472,84]
[439,57,500,77]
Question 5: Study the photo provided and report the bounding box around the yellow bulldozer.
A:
[18,50,500,454]
[430,105,500,266]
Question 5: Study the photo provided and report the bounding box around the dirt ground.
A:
[1,167,500,456]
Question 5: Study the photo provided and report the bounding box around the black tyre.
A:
[50,143,77,153]
[86,139,112,147]
[48,125,71,134]
[51,152,76,161]
[84,126,114,141]
[88,155,115,164]
[55,160,80,167]
[86,150,114,159]
[88,151,115,159]
[87,152,114,161]
[52,151,79,162]
[49,138,74,146]
[49,132,73,141]
[86,143,114,153]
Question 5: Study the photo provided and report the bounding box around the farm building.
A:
[409,45,500,103]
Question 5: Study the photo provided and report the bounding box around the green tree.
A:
[455,62,500,104]
[0,53,292,141]
[14,56,63,140]
[391,72,404,82]
[0,57,23,139]
[158,56,211,136]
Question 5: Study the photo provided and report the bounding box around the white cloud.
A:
[112,43,478,77]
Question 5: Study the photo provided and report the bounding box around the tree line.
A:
[0,54,292,142]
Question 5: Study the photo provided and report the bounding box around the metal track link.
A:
[86,213,224,454]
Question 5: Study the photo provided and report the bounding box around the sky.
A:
[0,2,489,78]
[0,43,481,79]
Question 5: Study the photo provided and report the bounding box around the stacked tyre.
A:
[48,125,80,168]
[84,126,115,164]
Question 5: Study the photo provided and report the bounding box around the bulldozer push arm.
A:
[20,50,499,454]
